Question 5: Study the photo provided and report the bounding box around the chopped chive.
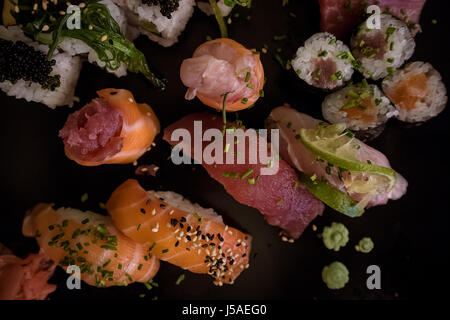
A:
[175,274,185,285]
[162,248,169,253]
[241,169,253,179]
[241,97,248,104]
[81,193,88,202]
[248,178,255,185]
[81,218,89,225]
[318,50,328,57]
[244,72,251,82]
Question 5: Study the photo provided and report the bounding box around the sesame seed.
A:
[59,11,66,15]
[101,35,108,42]
[14,5,19,13]
[288,239,294,243]
[282,236,288,242]
[42,25,49,31]
[88,25,93,30]
[152,209,156,215]
[79,2,86,8]
[169,210,174,215]
[312,225,317,231]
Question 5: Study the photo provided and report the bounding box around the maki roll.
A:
[291,32,354,90]
[113,0,195,47]
[0,26,81,108]
[5,0,165,88]
[382,61,448,123]
[322,80,397,133]
[350,14,415,80]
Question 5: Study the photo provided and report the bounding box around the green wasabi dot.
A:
[321,222,349,251]
[322,261,349,289]
[356,237,374,253]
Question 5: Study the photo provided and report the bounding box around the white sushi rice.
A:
[150,190,223,223]
[382,61,448,123]
[351,14,415,80]
[291,32,354,90]
[197,0,233,17]
[113,0,195,47]
[0,26,81,108]
[322,83,397,131]
[58,0,136,78]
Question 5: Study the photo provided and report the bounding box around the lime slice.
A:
[299,173,364,217]
[299,123,396,194]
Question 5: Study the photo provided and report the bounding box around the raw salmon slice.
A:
[22,203,159,287]
[106,179,252,286]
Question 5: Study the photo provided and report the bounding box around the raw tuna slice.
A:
[266,105,408,208]
[0,244,56,300]
[318,0,426,39]
[163,112,324,239]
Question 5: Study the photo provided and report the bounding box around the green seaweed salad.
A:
[8,0,165,88]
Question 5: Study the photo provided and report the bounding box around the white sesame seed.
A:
[224,225,228,231]
[79,2,86,8]
[151,142,156,147]
[152,209,156,215]
[174,229,180,234]
[245,264,249,269]
[42,25,49,31]
[197,249,201,254]
[282,236,288,242]
[14,5,19,13]
[88,25,93,30]
[169,210,174,215]
[288,239,294,243]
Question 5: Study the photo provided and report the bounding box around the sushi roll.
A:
[180,38,265,111]
[322,80,397,132]
[59,89,160,166]
[350,14,415,80]
[0,26,81,108]
[113,0,195,47]
[291,32,354,90]
[382,61,448,123]
[4,0,165,87]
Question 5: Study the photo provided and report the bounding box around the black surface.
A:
[1,0,449,300]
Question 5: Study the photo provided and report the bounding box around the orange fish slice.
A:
[22,203,159,288]
[64,88,160,166]
[106,179,252,286]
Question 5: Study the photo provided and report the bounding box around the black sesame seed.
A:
[140,208,146,214]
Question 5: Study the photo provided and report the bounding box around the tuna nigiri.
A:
[0,243,56,300]
[23,203,159,287]
[106,179,251,286]
[59,88,160,166]
[163,112,324,239]
[180,38,264,111]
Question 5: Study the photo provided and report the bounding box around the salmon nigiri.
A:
[180,38,264,112]
[106,179,252,286]
[23,203,159,287]
[59,89,160,166]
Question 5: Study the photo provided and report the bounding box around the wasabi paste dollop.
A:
[356,237,374,253]
[322,222,349,251]
[322,261,349,289]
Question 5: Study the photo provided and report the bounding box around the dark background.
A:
[1,0,449,300]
